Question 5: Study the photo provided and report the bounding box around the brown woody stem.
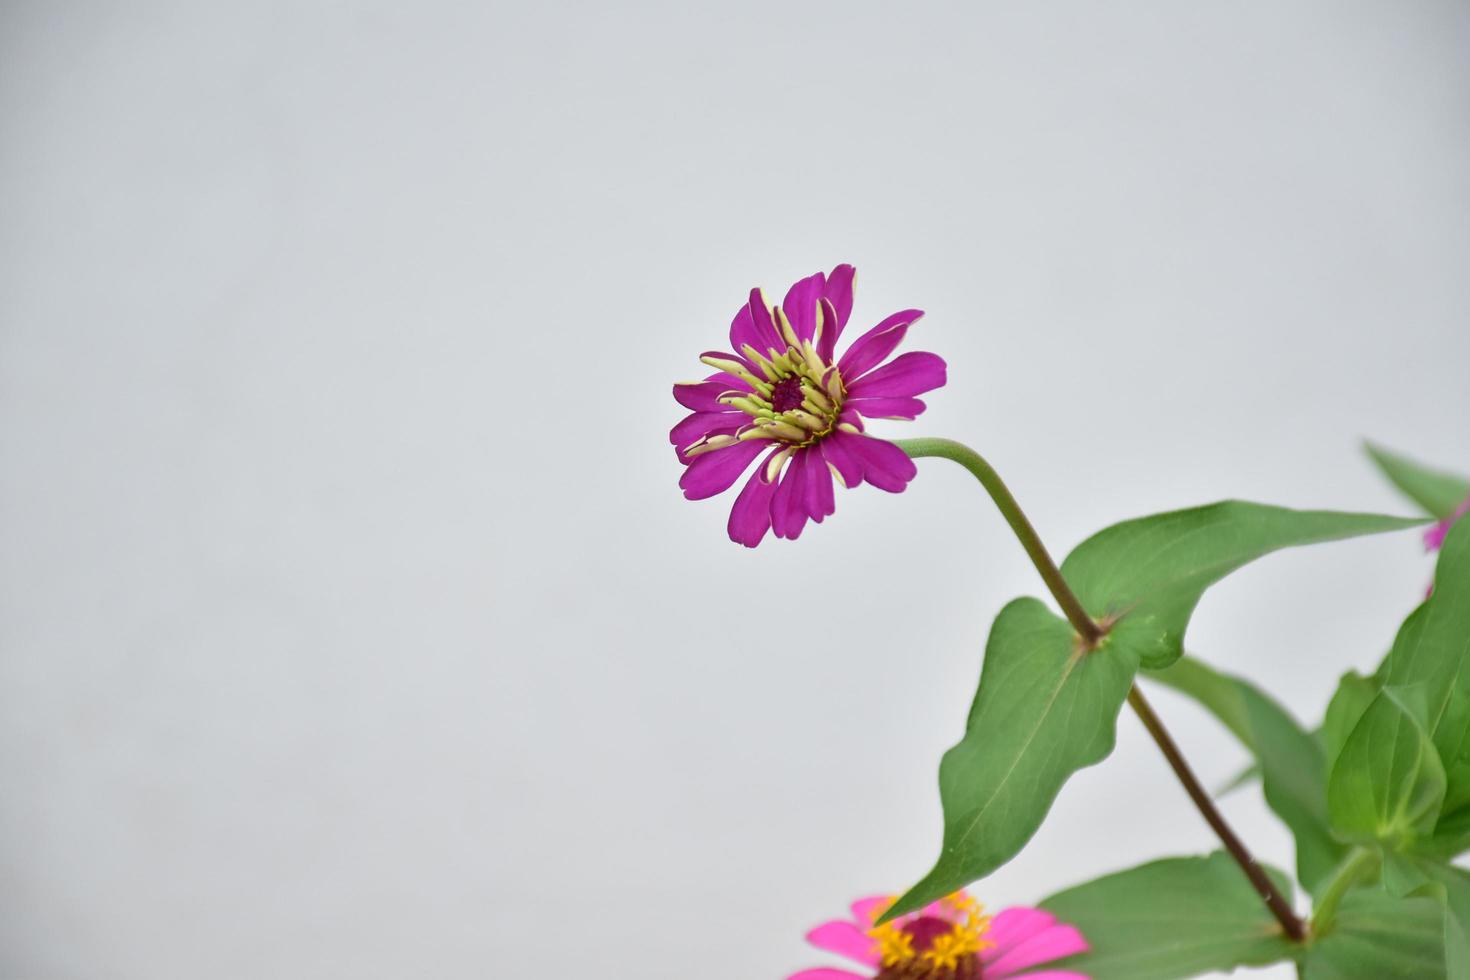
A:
[896,437,1307,943]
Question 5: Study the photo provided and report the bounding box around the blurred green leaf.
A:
[1376,520,1470,819]
[1321,671,1380,772]
[1148,656,1344,892]
[1375,857,1470,980]
[1060,501,1425,669]
[1147,655,1253,743]
[1327,686,1445,847]
[1304,890,1446,979]
[1431,867,1470,980]
[1365,442,1470,520]
[1038,852,1298,980]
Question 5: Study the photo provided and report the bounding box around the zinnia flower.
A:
[1425,496,1470,551]
[671,264,945,546]
[787,890,1089,980]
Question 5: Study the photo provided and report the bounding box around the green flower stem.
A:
[896,436,1308,944]
[1310,847,1379,936]
[892,438,1103,647]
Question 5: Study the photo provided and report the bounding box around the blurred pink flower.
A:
[1425,496,1470,552]
[670,264,945,547]
[787,890,1089,980]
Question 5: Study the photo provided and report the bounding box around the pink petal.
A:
[847,396,927,421]
[982,907,1089,978]
[746,289,785,357]
[785,970,868,980]
[783,271,827,344]
[805,920,880,967]
[700,348,760,375]
[849,896,891,925]
[803,447,836,522]
[845,351,947,399]
[825,430,916,493]
[984,924,1088,977]
[1426,499,1469,551]
[837,309,923,381]
[673,380,738,414]
[772,447,814,540]
[1427,521,1451,550]
[821,435,864,489]
[679,439,767,500]
[727,452,780,548]
[985,908,1057,953]
[669,411,746,451]
[728,301,760,356]
[816,297,841,364]
[824,263,855,333]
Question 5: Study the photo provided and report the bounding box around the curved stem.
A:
[896,436,1307,943]
[1310,846,1378,935]
[893,438,1102,647]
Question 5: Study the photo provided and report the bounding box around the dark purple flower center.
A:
[769,376,805,413]
[905,916,956,953]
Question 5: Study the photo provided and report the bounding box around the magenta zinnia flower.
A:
[671,264,945,546]
[1425,496,1470,551]
[788,890,1089,980]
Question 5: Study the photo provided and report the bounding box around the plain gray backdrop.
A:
[3,2,1469,978]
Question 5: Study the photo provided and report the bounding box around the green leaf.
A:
[1217,668,1381,804]
[1448,904,1470,980]
[1430,866,1470,980]
[1366,442,1470,520]
[1321,671,1380,772]
[1427,809,1470,859]
[1060,501,1425,669]
[1147,656,1344,892]
[1376,520,1470,819]
[1381,850,1434,897]
[885,598,1138,918]
[1038,852,1298,980]
[1304,890,1446,979]
[1373,855,1470,979]
[890,502,1423,919]
[1327,686,1446,847]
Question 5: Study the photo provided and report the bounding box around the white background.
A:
[3,2,1469,978]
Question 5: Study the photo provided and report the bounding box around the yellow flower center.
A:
[865,893,994,980]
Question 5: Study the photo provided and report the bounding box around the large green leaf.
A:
[890,502,1422,919]
[1430,866,1470,980]
[1304,890,1446,979]
[1321,671,1380,772]
[1327,686,1446,847]
[1365,442,1470,520]
[1038,852,1298,980]
[1060,502,1425,669]
[884,598,1138,918]
[1376,520,1470,819]
[1378,857,1470,980]
[1147,656,1344,892]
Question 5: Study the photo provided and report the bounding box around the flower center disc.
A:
[768,376,805,413]
[905,916,959,953]
[875,916,983,980]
